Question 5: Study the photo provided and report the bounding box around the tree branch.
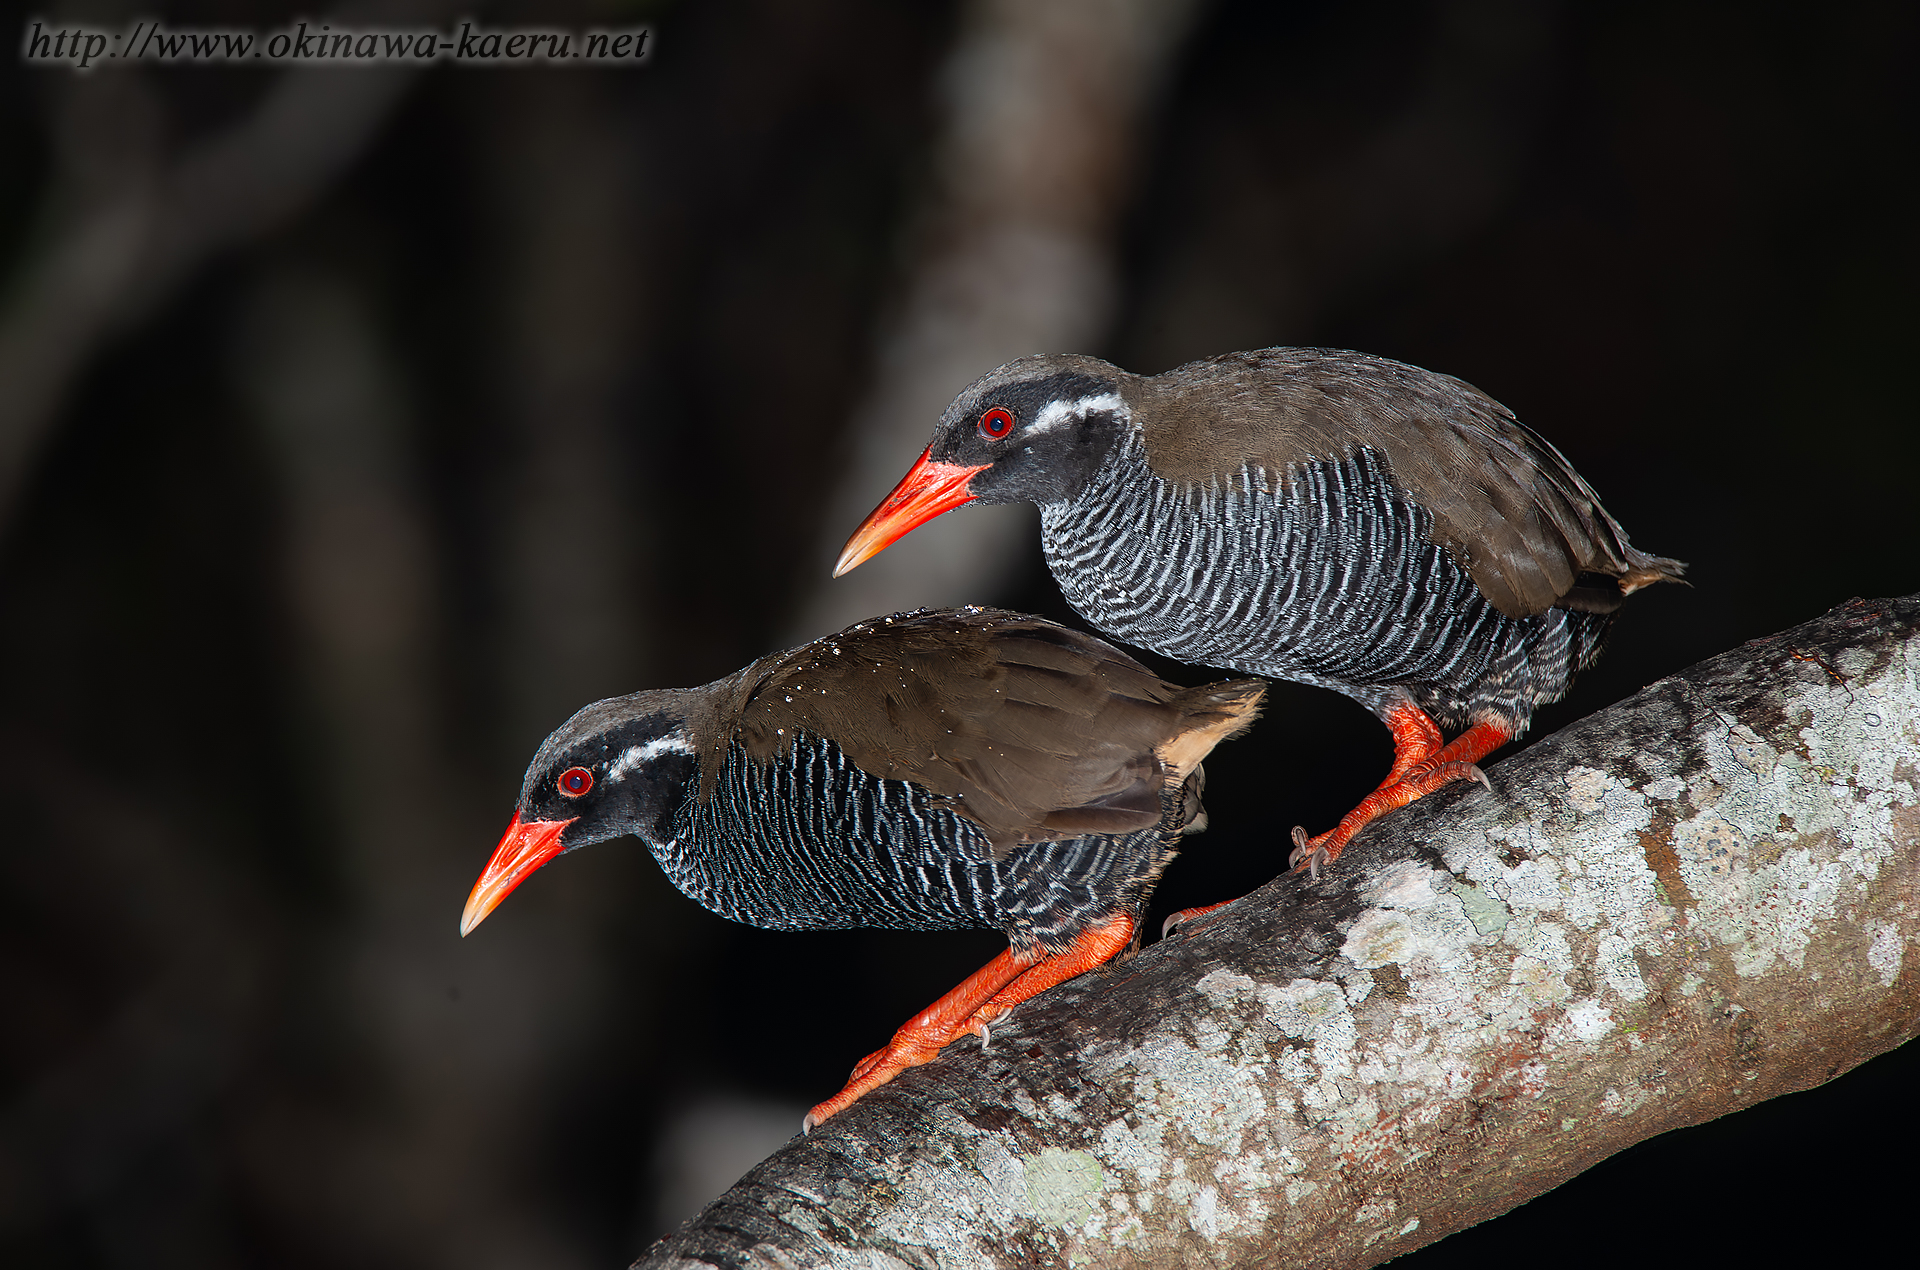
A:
[636,595,1920,1268]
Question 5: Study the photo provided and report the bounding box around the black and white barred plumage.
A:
[462,609,1265,1127]
[465,607,1261,954]
[663,736,1179,953]
[845,347,1681,741]
[1040,434,1612,733]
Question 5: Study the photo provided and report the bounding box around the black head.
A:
[460,689,703,935]
[835,354,1133,576]
[928,354,1132,505]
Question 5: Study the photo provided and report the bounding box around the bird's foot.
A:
[1161,900,1234,940]
[958,915,1136,1037]
[803,944,1035,1132]
[1289,759,1493,877]
[802,917,1138,1131]
[963,1005,1007,1047]
[804,1031,953,1132]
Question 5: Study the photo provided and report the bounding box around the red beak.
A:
[833,449,991,577]
[460,812,574,936]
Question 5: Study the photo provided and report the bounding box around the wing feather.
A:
[1137,349,1685,617]
[732,608,1264,858]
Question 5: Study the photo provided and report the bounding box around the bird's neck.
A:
[1039,425,1153,520]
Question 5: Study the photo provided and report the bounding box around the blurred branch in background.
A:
[482,63,700,1250]
[791,0,1580,640]
[789,0,1205,642]
[0,5,446,541]
[487,71,650,737]
[236,268,601,1270]
[1120,0,1568,368]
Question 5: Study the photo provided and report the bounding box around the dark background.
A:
[2,1,1915,1267]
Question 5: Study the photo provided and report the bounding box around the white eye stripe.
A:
[1026,392,1128,436]
[607,733,694,780]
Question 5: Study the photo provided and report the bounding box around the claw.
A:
[1161,900,1233,939]
[1287,719,1509,877]
[804,919,1137,1128]
[965,1001,1011,1049]
[1288,825,1323,879]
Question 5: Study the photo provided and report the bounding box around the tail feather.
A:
[1620,550,1689,595]
[1156,678,1267,783]
[1559,554,1689,612]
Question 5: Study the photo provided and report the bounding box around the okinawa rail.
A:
[461,606,1264,1127]
[837,348,1684,874]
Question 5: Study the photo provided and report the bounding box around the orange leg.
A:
[1377,699,1446,785]
[803,945,1035,1131]
[1289,711,1510,878]
[803,915,1136,1131]
[962,914,1137,1040]
[1157,711,1447,934]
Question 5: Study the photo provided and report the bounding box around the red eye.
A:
[558,767,593,797]
[978,407,1015,440]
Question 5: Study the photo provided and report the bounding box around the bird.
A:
[460,606,1265,1129]
[835,347,1685,875]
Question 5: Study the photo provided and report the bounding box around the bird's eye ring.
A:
[978,407,1015,440]
[558,767,593,797]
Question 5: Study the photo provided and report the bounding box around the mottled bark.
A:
[637,595,1920,1269]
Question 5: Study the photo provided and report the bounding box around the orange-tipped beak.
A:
[833,449,991,577]
[460,812,574,936]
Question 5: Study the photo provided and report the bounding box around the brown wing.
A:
[1135,348,1686,618]
[728,608,1264,858]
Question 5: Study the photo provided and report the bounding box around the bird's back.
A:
[656,609,1265,946]
[1130,348,1683,619]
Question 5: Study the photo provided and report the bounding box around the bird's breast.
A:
[1039,439,1506,691]
[658,737,1007,934]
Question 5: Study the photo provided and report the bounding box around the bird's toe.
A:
[1162,900,1234,939]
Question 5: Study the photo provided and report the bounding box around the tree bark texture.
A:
[637,595,1920,1269]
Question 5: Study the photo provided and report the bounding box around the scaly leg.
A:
[1289,713,1510,877]
[1156,709,1446,931]
[962,915,1137,1040]
[803,945,1036,1131]
[1160,900,1232,939]
[804,915,1138,1130]
[1376,699,1447,785]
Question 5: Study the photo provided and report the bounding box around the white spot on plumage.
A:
[607,733,695,780]
[1027,391,1129,437]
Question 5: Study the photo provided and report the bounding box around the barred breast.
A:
[1041,436,1613,731]
[662,734,1182,953]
